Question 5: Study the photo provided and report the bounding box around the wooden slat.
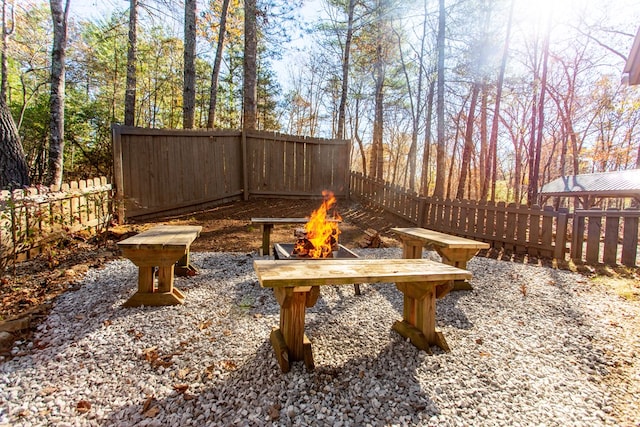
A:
[117,225,202,250]
[621,214,639,267]
[254,258,471,288]
[391,227,489,250]
[585,214,602,264]
[603,212,620,265]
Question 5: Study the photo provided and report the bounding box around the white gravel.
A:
[1,248,638,426]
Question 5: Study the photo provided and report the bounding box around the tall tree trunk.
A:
[183,0,196,129]
[353,95,367,176]
[488,0,514,201]
[420,79,435,196]
[243,0,257,130]
[433,0,446,198]
[207,0,230,128]
[124,0,137,127]
[370,41,385,180]
[1,0,14,103]
[0,99,29,188]
[456,83,480,200]
[336,0,355,139]
[528,14,551,206]
[478,83,487,198]
[47,0,69,187]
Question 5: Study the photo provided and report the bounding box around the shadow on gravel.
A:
[101,337,441,426]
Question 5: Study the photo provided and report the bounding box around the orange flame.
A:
[293,190,341,258]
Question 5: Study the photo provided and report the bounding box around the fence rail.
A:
[350,172,639,267]
[0,177,112,263]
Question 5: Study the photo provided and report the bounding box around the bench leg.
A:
[271,286,319,372]
[121,247,188,307]
[175,251,198,276]
[261,224,273,256]
[436,248,478,291]
[393,281,450,353]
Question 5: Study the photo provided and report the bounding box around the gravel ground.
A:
[1,248,639,427]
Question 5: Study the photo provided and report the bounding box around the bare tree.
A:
[432,0,446,198]
[0,99,29,188]
[183,0,196,129]
[124,0,138,127]
[243,0,257,130]
[206,0,230,128]
[46,0,70,187]
[336,0,355,139]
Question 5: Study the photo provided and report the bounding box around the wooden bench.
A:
[391,227,489,290]
[253,258,471,372]
[117,225,202,307]
[251,217,341,256]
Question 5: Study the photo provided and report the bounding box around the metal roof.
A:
[540,169,640,197]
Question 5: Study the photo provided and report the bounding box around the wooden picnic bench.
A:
[391,227,489,290]
[253,258,471,372]
[251,217,341,256]
[117,225,202,307]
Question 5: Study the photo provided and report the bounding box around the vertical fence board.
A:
[621,214,639,267]
[585,213,602,264]
[603,212,620,265]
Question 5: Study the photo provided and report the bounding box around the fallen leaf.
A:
[173,384,189,394]
[479,351,491,357]
[76,400,91,413]
[221,360,237,371]
[142,396,155,413]
[198,319,213,331]
[223,329,232,336]
[103,319,112,327]
[39,386,58,396]
[204,364,216,380]
[177,367,190,379]
[268,403,281,421]
[143,406,160,418]
[183,393,195,401]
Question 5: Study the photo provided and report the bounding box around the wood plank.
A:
[603,212,620,265]
[254,258,471,288]
[621,215,639,267]
[585,214,602,264]
[391,227,489,250]
[117,225,202,249]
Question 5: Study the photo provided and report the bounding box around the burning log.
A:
[292,190,341,258]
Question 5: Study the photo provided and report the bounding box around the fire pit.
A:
[272,190,361,294]
[273,243,358,260]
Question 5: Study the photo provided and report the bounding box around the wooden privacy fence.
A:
[0,177,112,263]
[350,172,639,267]
[113,126,350,221]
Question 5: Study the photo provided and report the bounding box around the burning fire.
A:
[293,190,342,258]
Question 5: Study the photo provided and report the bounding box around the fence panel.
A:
[572,209,639,267]
[1,177,112,262]
[114,127,350,220]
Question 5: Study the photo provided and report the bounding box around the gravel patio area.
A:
[1,248,639,426]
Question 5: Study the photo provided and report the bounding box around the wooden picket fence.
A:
[350,172,640,267]
[0,177,112,263]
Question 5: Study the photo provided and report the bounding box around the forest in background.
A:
[3,0,640,206]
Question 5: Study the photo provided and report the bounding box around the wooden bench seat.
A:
[117,225,201,307]
[392,227,489,290]
[253,258,471,372]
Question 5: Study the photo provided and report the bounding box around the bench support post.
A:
[120,247,188,307]
[394,281,452,353]
[272,286,319,372]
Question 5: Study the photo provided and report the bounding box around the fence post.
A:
[571,212,585,262]
[554,208,568,262]
[621,210,639,267]
[603,209,620,265]
[585,209,602,264]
